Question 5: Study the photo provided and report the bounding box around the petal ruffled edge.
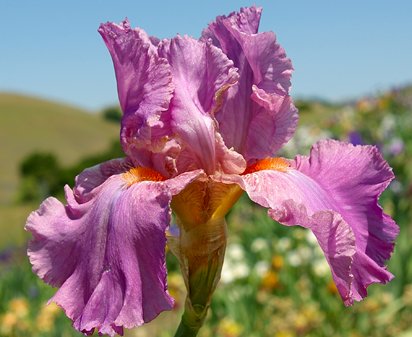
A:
[26,160,204,336]
[201,6,297,160]
[219,140,398,305]
[99,20,175,163]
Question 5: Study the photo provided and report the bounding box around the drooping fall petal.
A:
[293,139,398,302]
[26,160,202,336]
[222,140,398,305]
[202,6,298,161]
[73,158,133,203]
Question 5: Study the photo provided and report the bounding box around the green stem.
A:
[174,321,198,337]
[173,302,207,337]
[169,217,227,337]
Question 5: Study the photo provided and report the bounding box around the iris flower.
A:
[26,6,398,337]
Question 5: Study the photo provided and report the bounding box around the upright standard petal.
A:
[222,140,398,305]
[158,36,245,175]
[202,6,298,161]
[26,161,202,336]
[99,21,175,166]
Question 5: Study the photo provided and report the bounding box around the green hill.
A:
[0,92,119,205]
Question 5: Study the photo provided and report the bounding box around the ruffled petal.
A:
[98,20,174,164]
[158,36,245,175]
[246,94,297,160]
[222,140,398,305]
[73,158,133,203]
[293,140,398,302]
[202,6,297,161]
[26,162,202,336]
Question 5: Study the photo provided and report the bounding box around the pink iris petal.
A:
[158,36,245,175]
[293,140,398,302]
[26,160,203,336]
[202,6,298,161]
[73,158,133,203]
[222,140,398,305]
[98,21,175,168]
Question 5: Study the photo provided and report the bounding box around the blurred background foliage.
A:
[1,85,412,336]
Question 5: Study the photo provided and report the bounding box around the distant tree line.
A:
[102,106,122,123]
[18,140,123,203]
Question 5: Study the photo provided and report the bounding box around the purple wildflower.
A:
[387,137,404,156]
[26,7,398,336]
[348,131,363,145]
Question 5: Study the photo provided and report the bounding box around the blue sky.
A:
[1,0,411,111]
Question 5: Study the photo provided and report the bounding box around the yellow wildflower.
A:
[275,330,295,337]
[0,312,18,335]
[36,302,60,333]
[363,298,380,312]
[262,270,279,290]
[9,298,29,318]
[217,318,243,337]
[327,280,338,294]
[271,255,284,270]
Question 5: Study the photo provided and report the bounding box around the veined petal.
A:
[26,161,202,336]
[222,140,398,305]
[293,140,398,302]
[158,36,244,175]
[202,6,262,58]
[202,6,297,161]
[246,94,297,160]
[99,20,174,163]
[73,158,133,203]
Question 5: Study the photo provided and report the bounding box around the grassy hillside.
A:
[0,92,119,205]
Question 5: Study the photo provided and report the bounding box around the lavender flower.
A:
[26,7,398,337]
[348,131,363,145]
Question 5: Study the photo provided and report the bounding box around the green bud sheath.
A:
[169,179,243,337]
